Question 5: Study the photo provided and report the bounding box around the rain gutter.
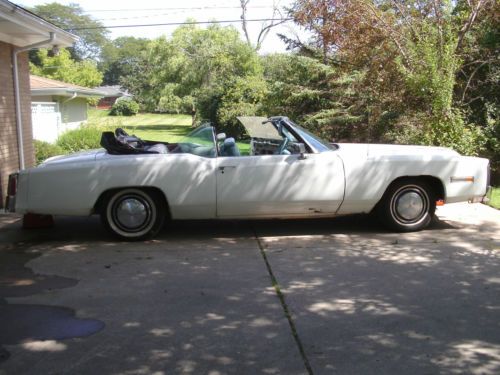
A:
[12,32,56,169]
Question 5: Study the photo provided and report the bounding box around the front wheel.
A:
[101,188,166,240]
[378,180,436,232]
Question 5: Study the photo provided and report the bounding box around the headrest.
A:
[224,137,236,147]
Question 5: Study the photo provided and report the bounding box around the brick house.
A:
[0,0,77,207]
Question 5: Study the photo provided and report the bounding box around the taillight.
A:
[7,173,18,196]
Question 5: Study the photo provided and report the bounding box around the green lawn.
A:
[88,109,250,154]
[88,109,192,142]
[489,187,500,209]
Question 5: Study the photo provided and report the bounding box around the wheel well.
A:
[385,176,445,201]
[93,187,170,217]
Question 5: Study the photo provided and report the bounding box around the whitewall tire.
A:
[102,188,166,240]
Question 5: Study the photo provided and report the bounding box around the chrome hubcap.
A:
[396,191,425,221]
[116,198,148,229]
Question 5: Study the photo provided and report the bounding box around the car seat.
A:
[220,137,240,157]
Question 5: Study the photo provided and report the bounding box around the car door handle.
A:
[219,166,236,173]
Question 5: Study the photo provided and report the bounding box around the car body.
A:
[6,116,490,239]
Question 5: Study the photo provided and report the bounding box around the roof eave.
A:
[31,88,105,98]
[0,1,78,48]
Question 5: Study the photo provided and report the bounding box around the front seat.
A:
[220,137,240,157]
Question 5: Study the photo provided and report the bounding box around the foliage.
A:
[100,37,150,85]
[30,2,109,61]
[30,48,103,88]
[56,124,110,153]
[262,54,367,141]
[488,187,500,209]
[216,76,268,136]
[291,0,363,63]
[287,0,493,155]
[109,99,140,116]
[455,0,499,174]
[34,140,64,165]
[120,23,265,136]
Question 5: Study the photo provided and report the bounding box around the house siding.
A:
[0,41,35,207]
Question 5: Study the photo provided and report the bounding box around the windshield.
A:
[172,124,216,158]
[287,120,336,152]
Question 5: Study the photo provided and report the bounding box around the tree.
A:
[30,2,109,60]
[100,37,150,85]
[262,54,366,141]
[239,0,287,51]
[455,0,500,176]
[288,0,493,154]
[120,23,265,134]
[30,48,103,88]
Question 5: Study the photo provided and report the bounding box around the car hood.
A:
[337,143,460,158]
[237,116,282,140]
[40,149,104,166]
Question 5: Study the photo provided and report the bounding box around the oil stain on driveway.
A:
[0,245,104,365]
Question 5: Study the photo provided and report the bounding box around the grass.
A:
[488,187,500,209]
[88,109,251,154]
[88,109,192,142]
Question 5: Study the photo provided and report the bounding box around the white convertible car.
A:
[6,116,490,240]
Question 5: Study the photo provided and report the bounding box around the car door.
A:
[216,152,345,218]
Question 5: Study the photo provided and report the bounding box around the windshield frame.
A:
[274,117,336,154]
[173,123,217,158]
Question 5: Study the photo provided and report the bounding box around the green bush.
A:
[56,125,107,153]
[34,139,64,165]
[109,99,139,116]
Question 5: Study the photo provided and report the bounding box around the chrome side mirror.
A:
[298,143,307,160]
[216,133,226,141]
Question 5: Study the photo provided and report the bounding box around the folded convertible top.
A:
[100,132,159,155]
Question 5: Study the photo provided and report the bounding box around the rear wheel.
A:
[378,179,435,232]
[101,188,166,240]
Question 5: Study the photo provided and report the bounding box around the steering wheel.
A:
[276,137,290,155]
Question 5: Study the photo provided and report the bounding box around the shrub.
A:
[109,99,139,116]
[385,110,485,156]
[34,140,64,165]
[56,125,107,153]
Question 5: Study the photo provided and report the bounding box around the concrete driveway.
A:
[0,203,499,375]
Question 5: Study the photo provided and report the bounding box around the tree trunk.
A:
[191,104,197,127]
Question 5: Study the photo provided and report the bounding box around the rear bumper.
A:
[470,162,492,204]
[5,194,15,212]
[469,186,492,204]
[481,185,493,203]
[5,173,18,213]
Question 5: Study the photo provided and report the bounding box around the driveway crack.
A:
[252,227,314,375]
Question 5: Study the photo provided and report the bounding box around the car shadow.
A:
[0,213,459,245]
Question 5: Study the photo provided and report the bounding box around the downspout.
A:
[62,92,78,103]
[12,32,56,170]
